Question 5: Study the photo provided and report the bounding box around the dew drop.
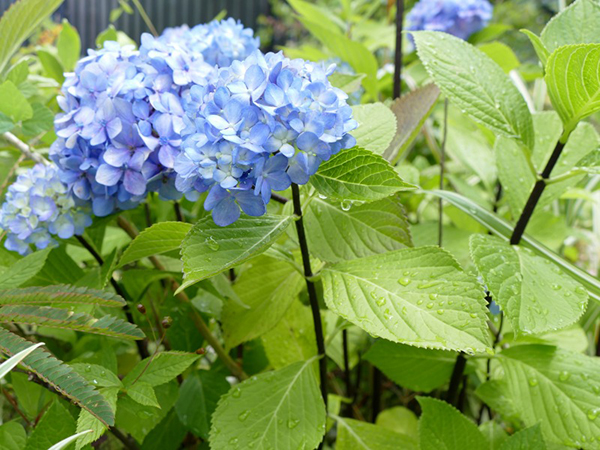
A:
[398,277,411,286]
[232,387,242,398]
[205,236,220,251]
[559,371,571,381]
[288,418,300,429]
[528,378,539,387]
[437,309,444,315]
[429,293,438,300]
[238,410,250,422]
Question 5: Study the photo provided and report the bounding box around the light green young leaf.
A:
[364,340,455,392]
[0,422,27,450]
[127,381,160,408]
[0,80,32,122]
[0,0,64,74]
[545,44,600,137]
[6,60,29,85]
[37,50,65,83]
[118,221,192,267]
[383,84,440,163]
[0,328,114,426]
[288,0,344,33]
[470,234,588,334]
[499,424,546,450]
[297,16,379,99]
[329,72,365,94]
[57,20,81,71]
[426,190,600,303]
[351,103,397,155]
[179,214,293,292]
[498,344,600,448]
[413,31,534,149]
[311,147,415,202]
[479,42,521,73]
[26,401,77,450]
[0,111,14,134]
[223,255,304,349]
[376,407,419,440]
[322,247,492,353]
[418,397,488,450]
[575,149,600,174]
[261,300,317,370]
[122,351,200,387]
[0,247,51,289]
[21,103,54,136]
[175,371,230,440]
[479,421,509,450]
[521,30,550,66]
[70,363,123,388]
[209,360,326,450]
[335,415,418,450]
[0,341,44,379]
[304,195,412,263]
[541,0,600,52]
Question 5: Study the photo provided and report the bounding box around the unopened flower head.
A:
[0,164,92,255]
[407,0,493,41]
[174,51,358,226]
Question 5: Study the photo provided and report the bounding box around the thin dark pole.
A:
[510,140,565,245]
[291,184,327,410]
[393,0,405,99]
[371,366,382,422]
[75,235,149,360]
[446,354,466,407]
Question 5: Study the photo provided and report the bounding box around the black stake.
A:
[446,354,467,407]
[393,0,405,99]
[291,184,327,410]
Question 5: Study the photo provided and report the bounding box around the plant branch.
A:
[271,192,290,204]
[291,184,327,409]
[129,0,159,37]
[116,216,247,380]
[75,235,150,360]
[446,354,467,408]
[510,141,566,245]
[2,388,31,426]
[2,132,49,165]
[110,427,140,450]
[393,0,405,99]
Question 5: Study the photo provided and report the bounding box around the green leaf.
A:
[383,84,440,163]
[75,387,118,449]
[296,16,379,99]
[118,221,192,267]
[418,397,488,450]
[0,284,126,307]
[521,30,550,66]
[141,409,187,450]
[179,214,293,292]
[0,248,51,289]
[545,44,600,138]
[576,149,600,173]
[335,415,418,450]
[426,190,600,303]
[288,0,344,33]
[209,359,326,450]
[25,401,76,450]
[322,247,492,353]
[224,255,304,349]
[0,111,14,133]
[127,381,160,408]
[57,20,81,71]
[304,195,412,263]
[497,344,600,448]
[0,80,32,122]
[123,351,200,387]
[311,147,415,202]
[22,103,54,136]
[413,31,534,149]
[261,300,317,370]
[96,25,118,48]
[0,305,145,339]
[0,341,44,379]
[0,327,114,426]
[351,103,397,155]
[70,363,123,388]
[175,371,230,439]
[470,234,587,334]
[0,421,27,450]
[375,407,418,440]
[499,424,546,450]
[541,0,600,52]
[479,42,521,73]
[0,0,64,74]
[329,72,365,94]
[479,421,509,450]
[6,60,29,85]
[364,340,455,392]
[37,50,65,83]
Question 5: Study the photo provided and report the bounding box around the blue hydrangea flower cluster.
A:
[407,0,493,41]
[175,51,358,226]
[157,18,260,67]
[51,19,259,218]
[0,164,92,255]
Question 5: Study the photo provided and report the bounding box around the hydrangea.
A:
[174,51,358,226]
[52,20,259,218]
[157,18,260,67]
[406,0,493,41]
[0,164,92,255]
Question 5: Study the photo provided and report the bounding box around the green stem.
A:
[130,0,159,37]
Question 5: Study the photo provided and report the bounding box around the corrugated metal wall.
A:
[1,0,270,50]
